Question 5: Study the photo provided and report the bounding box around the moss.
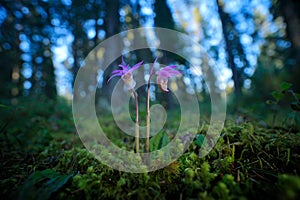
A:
[1,98,300,199]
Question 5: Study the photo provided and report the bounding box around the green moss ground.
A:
[0,98,300,200]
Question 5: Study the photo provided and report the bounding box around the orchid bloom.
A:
[155,65,181,92]
[108,57,143,91]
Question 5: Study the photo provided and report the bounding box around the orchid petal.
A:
[121,56,126,65]
[165,69,181,77]
[108,57,144,89]
[118,64,129,71]
[155,65,181,92]
[112,69,124,74]
[107,73,122,83]
[163,65,177,69]
[128,60,143,73]
[156,66,181,78]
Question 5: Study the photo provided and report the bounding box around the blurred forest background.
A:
[1,0,299,112]
[1,1,300,199]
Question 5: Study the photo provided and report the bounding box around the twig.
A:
[288,89,300,103]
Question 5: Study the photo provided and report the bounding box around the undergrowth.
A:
[0,97,300,200]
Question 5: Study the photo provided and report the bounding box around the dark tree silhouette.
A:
[216,0,251,100]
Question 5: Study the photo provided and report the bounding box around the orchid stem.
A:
[146,59,157,154]
[131,89,139,154]
[146,74,151,154]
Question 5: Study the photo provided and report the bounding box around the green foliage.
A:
[280,82,293,91]
[18,169,73,200]
[277,174,300,199]
[1,98,300,199]
[149,131,170,152]
[268,82,300,112]
[271,90,285,102]
[269,82,293,103]
[194,134,206,148]
[265,82,300,128]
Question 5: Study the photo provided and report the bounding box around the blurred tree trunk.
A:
[216,0,242,99]
[71,20,89,86]
[0,2,23,100]
[154,0,176,109]
[278,0,300,62]
[26,1,57,99]
[43,49,57,99]
[277,0,300,91]
[100,0,122,103]
[67,0,95,101]
[130,1,152,100]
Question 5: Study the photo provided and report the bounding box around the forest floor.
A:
[0,97,300,200]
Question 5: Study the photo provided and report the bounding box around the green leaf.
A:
[18,169,73,200]
[272,91,284,101]
[280,82,292,91]
[194,134,206,147]
[149,132,169,151]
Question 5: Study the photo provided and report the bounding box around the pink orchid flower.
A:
[108,57,143,91]
[155,65,181,92]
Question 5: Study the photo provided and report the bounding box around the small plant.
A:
[3,96,300,199]
[108,57,143,153]
[18,169,73,200]
[108,57,181,155]
[267,82,300,126]
[268,82,300,111]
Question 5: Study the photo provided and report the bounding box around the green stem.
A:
[146,58,157,155]
[146,78,151,153]
[131,89,139,154]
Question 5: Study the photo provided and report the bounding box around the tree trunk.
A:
[100,0,122,104]
[279,0,300,62]
[154,0,177,109]
[216,0,242,98]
